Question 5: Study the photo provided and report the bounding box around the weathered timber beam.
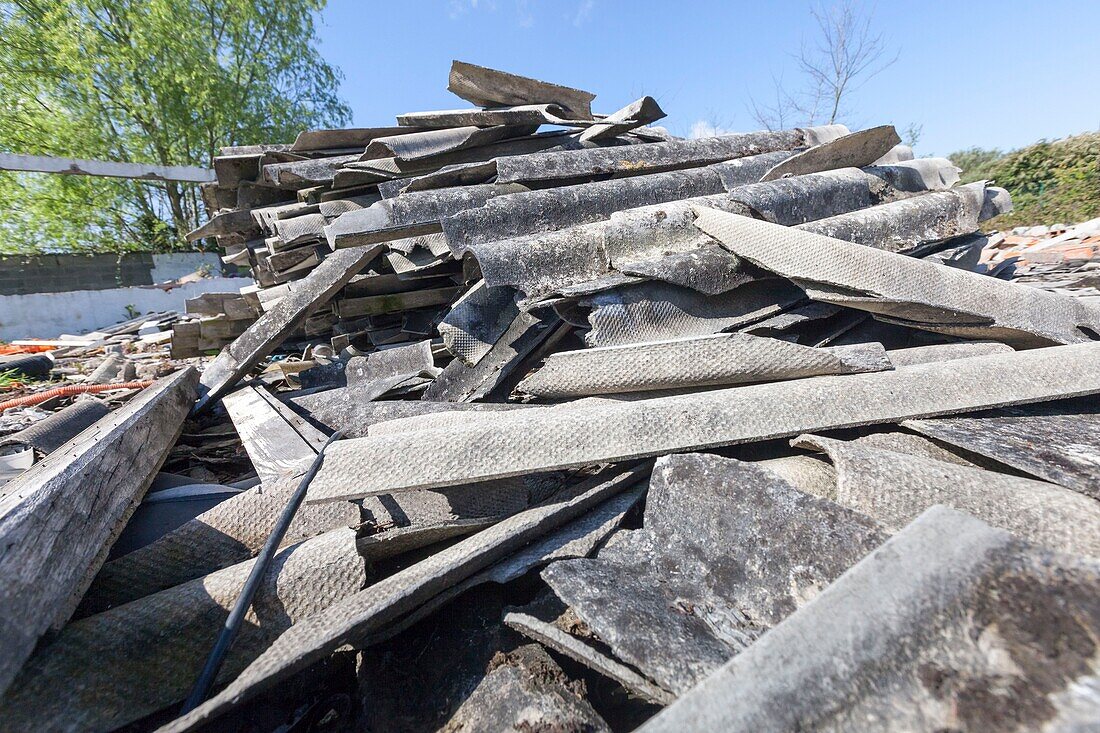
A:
[0,152,215,183]
[0,367,197,696]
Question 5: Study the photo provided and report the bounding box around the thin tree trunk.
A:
[164,181,188,241]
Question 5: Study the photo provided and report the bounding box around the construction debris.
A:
[638,506,1100,732]
[2,60,1099,733]
[0,368,196,696]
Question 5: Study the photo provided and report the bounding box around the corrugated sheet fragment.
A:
[791,434,1100,556]
[517,332,890,398]
[904,397,1100,499]
[302,343,1100,503]
[493,125,847,184]
[639,507,1100,733]
[541,453,887,694]
[694,207,1100,346]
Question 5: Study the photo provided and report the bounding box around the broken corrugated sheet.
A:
[903,397,1100,499]
[162,466,649,731]
[493,124,846,184]
[790,433,1100,556]
[222,383,327,483]
[79,466,358,612]
[758,124,901,180]
[441,643,611,732]
[541,452,887,695]
[194,244,382,411]
[8,58,1100,733]
[447,60,597,117]
[516,333,890,398]
[3,522,488,732]
[638,507,1100,732]
[304,344,1100,503]
[504,611,675,706]
[0,399,109,460]
[581,279,806,347]
[694,208,1100,346]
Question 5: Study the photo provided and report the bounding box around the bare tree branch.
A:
[802,0,898,124]
[749,0,898,129]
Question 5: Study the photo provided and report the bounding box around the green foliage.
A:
[951,147,1004,184]
[951,133,1100,228]
[0,0,350,254]
[0,369,24,389]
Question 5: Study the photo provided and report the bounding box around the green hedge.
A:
[951,132,1100,228]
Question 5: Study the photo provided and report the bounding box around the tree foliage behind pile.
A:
[0,0,350,255]
[952,132,1100,228]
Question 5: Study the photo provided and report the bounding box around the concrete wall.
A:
[150,252,223,282]
[0,252,223,295]
[0,277,253,341]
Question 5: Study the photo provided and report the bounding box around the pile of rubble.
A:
[980,218,1100,295]
[2,61,1100,733]
[171,292,262,359]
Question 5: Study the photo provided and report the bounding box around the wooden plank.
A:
[333,286,464,319]
[222,384,327,483]
[0,367,197,697]
[194,245,383,412]
[0,152,215,183]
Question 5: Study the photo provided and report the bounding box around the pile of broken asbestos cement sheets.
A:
[3,60,1100,733]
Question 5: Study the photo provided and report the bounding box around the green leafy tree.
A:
[0,0,350,254]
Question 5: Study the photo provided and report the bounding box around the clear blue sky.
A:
[315,0,1100,156]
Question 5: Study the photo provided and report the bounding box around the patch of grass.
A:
[0,369,26,390]
[951,132,1100,229]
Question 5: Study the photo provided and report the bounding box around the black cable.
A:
[180,429,345,714]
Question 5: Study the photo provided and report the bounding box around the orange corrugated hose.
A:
[0,381,153,411]
[0,344,53,356]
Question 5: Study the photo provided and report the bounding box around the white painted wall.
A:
[0,277,253,341]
